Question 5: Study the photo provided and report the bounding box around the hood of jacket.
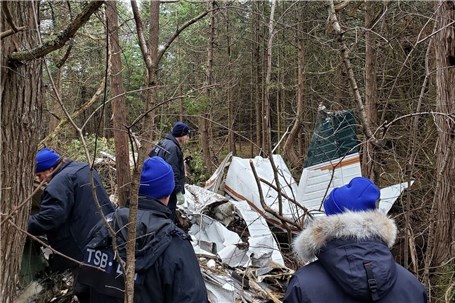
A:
[87,197,186,272]
[293,210,398,301]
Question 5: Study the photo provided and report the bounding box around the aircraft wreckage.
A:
[18,109,412,302]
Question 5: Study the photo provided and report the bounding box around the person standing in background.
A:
[149,121,190,221]
[283,177,428,303]
[29,148,115,303]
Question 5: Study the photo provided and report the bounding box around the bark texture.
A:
[0,1,42,301]
[430,0,455,265]
[106,1,131,207]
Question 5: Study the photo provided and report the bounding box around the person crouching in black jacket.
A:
[78,156,208,303]
[29,148,115,303]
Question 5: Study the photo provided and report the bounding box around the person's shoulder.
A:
[165,226,192,249]
[59,160,88,173]
[291,261,331,285]
[395,263,426,288]
[382,264,428,302]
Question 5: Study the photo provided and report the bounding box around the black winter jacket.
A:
[78,197,208,303]
[28,160,115,271]
[283,211,428,303]
[149,134,185,194]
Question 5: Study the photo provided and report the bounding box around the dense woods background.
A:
[1,1,454,302]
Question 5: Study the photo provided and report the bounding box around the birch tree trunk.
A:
[263,0,276,155]
[146,0,159,145]
[327,0,375,143]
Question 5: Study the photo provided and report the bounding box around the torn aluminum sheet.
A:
[379,181,414,213]
[181,184,229,214]
[295,153,413,215]
[205,152,233,194]
[203,271,236,303]
[202,269,274,303]
[183,186,289,302]
[184,185,286,270]
[296,153,362,215]
[231,200,285,269]
[224,155,300,222]
[189,214,249,267]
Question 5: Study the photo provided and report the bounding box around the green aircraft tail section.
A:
[304,110,359,168]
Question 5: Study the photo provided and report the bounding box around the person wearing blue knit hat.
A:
[35,147,61,175]
[29,147,115,303]
[78,156,208,302]
[171,121,190,138]
[323,176,380,216]
[284,177,427,303]
[149,121,190,221]
[138,156,175,199]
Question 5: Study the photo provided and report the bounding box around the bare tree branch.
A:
[0,26,26,40]
[40,79,106,145]
[8,1,104,62]
[130,0,153,71]
[7,219,103,272]
[156,10,209,65]
[377,111,455,138]
[249,160,302,232]
[0,178,48,226]
[258,177,309,215]
[327,0,376,144]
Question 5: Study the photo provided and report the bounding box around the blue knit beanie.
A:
[172,122,190,137]
[139,157,175,199]
[323,177,380,216]
[36,148,61,173]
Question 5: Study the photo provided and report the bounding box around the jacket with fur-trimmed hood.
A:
[283,211,427,303]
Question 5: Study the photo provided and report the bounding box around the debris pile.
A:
[181,185,293,302]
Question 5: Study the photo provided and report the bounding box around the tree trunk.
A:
[252,1,262,155]
[327,0,375,143]
[200,0,215,171]
[106,1,131,207]
[226,5,236,155]
[283,7,305,167]
[146,0,160,146]
[429,0,455,265]
[0,1,42,301]
[263,0,276,155]
[362,1,380,182]
[128,0,162,300]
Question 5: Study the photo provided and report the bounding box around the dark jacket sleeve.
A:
[162,143,183,193]
[283,274,307,303]
[159,238,208,303]
[28,176,74,235]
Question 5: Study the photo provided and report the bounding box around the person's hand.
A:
[177,192,185,205]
